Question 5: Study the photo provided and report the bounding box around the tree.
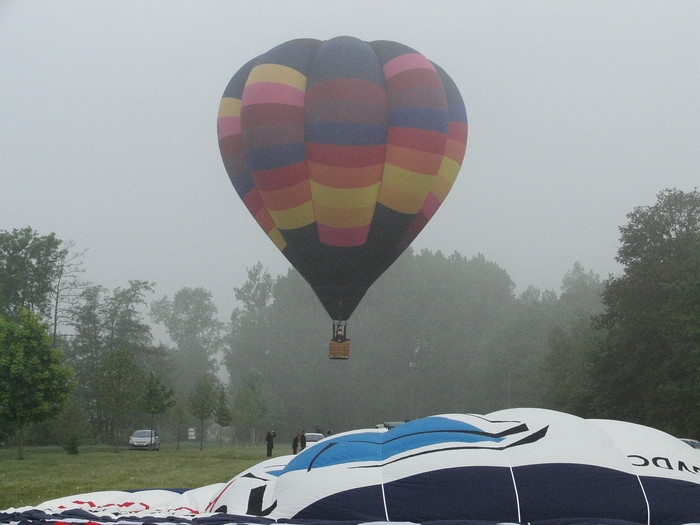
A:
[96,347,144,451]
[171,399,188,451]
[47,240,87,347]
[0,309,75,459]
[0,227,63,319]
[593,188,700,435]
[102,280,155,355]
[188,375,219,450]
[139,372,175,449]
[214,387,233,448]
[151,287,223,397]
[65,281,164,443]
[64,285,105,429]
[543,263,606,415]
[233,263,275,323]
[232,370,270,443]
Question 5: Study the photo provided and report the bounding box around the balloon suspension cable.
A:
[329,320,350,359]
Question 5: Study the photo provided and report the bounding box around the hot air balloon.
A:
[204,409,700,524]
[11,409,700,524]
[217,37,468,358]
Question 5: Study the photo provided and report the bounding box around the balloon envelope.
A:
[217,37,468,321]
[207,408,700,524]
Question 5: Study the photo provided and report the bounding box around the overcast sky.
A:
[2,1,698,329]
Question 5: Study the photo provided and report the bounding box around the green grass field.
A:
[0,442,271,511]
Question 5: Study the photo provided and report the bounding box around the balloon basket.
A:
[329,340,350,359]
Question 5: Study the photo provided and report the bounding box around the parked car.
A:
[129,429,161,450]
[304,432,326,448]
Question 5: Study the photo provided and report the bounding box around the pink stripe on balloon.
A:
[318,223,370,247]
[217,116,240,139]
[420,191,442,220]
[241,82,306,107]
[383,53,435,79]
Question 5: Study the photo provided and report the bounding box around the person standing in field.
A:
[265,431,276,457]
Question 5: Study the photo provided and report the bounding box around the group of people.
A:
[265,427,333,457]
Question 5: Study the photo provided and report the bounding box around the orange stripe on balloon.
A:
[307,162,383,189]
[254,208,276,235]
[385,144,443,175]
[243,189,265,216]
[443,138,467,164]
[259,180,311,211]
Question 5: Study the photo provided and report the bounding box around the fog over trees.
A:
[1,188,698,452]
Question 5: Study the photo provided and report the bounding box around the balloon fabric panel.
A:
[217,37,468,321]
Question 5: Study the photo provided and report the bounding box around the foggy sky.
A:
[1,1,698,334]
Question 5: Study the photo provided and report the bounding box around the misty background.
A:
[2,1,698,339]
[1,2,700,452]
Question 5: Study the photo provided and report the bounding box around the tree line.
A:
[1,188,698,458]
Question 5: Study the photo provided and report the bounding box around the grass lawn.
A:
[0,441,271,511]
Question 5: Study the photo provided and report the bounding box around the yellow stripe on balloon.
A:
[377,184,426,214]
[309,180,381,209]
[381,164,434,197]
[313,202,375,228]
[268,227,287,251]
[268,201,315,230]
[218,97,241,118]
[246,63,308,91]
[437,156,461,186]
[430,174,452,203]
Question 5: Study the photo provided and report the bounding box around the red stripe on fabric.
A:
[243,189,265,216]
[318,223,371,247]
[306,143,386,167]
[305,78,387,106]
[222,153,247,177]
[387,127,447,155]
[218,134,243,158]
[254,209,276,234]
[385,69,444,93]
[253,161,308,191]
[383,53,435,79]
[388,88,448,111]
[420,191,442,220]
[241,104,304,127]
[397,211,429,253]
[242,82,305,107]
[448,121,468,142]
[305,100,387,124]
[217,116,241,139]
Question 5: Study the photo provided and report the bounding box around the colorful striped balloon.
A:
[217,36,467,336]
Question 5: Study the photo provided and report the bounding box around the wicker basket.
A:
[329,340,350,359]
